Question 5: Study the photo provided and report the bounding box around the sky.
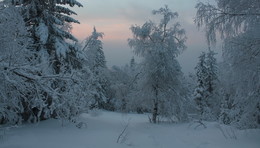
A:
[70,0,222,74]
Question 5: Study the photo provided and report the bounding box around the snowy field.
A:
[1,111,260,148]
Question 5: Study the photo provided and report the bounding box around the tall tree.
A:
[83,27,106,71]
[205,50,218,94]
[4,0,88,124]
[194,50,219,121]
[0,1,30,124]
[83,27,109,109]
[220,24,260,128]
[195,0,260,128]
[128,6,188,123]
[194,52,208,120]
[12,0,83,73]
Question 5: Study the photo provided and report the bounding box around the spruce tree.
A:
[206,50,218,94]
[194,52,208,119]
[83,27,108,109]
[8,0,87,123]
[12,0,83,73]
[194,50,218,121]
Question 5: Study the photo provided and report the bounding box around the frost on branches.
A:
[220,23,260,128]
[128,6,189,123]
[0,0,90,126]
[194,50,219,121]
[11,0,83,73]
[195,0,260,129]
[195,0,260,45]
[82,27,110,109]
[194,52,208,120]
[0,3,31,125]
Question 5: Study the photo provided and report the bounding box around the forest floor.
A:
[1,111,260,148]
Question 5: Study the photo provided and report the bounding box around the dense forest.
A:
[0,0,259,131]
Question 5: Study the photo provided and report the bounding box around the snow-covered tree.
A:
[195,0,260,45]
[0,2,30,124]
[205,50,218,94]
[205,50,220,119]
[195,0,260,128]
[220,24,260,128]
[83,27,106,71]
[11,0,83,73]
[0,0,90,125]
[194,50,219,121]
[83,27,109,109]
[194,52,208,120]
[128,6,188,123]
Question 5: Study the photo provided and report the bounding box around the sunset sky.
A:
[71,0,221,74]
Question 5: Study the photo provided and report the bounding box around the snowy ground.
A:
[1,111,260,148]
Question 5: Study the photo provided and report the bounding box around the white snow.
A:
[1,111,260,148]
[35,23,49,44]
[55,38,68,58]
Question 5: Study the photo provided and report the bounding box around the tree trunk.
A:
[152,85,159,123]
[152,101,158,123]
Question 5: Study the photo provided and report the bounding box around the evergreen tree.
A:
[194,52,208,119]
[83,27,108,109]
[194,50,219,121]
[3,0,88,123]
[83,27,106,71]
[206,50,218,94]
[12,0,83,73]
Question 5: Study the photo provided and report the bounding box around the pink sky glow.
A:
[70,0,221,74]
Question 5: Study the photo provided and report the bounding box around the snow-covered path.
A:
[1,111,260,148]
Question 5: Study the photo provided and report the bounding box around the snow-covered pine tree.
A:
[128,6,188,123]
[205,50,218,94]
[194,50,219,121]
[83,27,106,71]
[83,27,109,109]
[194,52,208,120]
[12,0,83,73]
[6,0,88,123]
